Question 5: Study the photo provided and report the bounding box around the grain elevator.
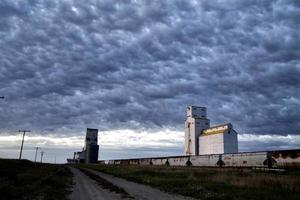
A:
[67,128,99,163]
[185,106,210,155]
[85,128,99,163]
[185,106,238,155]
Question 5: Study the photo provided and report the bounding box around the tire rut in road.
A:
[79,168,134,199]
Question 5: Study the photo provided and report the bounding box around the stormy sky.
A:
[0,0,300,163]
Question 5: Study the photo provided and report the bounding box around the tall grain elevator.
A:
[84,128,99,163]
[185,106,210,155]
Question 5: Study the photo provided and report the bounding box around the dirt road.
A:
[69,167,195,200]
[69,167,128,200]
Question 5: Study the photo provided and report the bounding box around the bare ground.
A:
[69,167,196,200]
[69,167,129,200]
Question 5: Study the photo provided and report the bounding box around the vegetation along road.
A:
[81,164,300,200]
[0,159,72,200]
[1,159,300,200]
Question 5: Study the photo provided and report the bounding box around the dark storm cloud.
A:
[0,0,300,136]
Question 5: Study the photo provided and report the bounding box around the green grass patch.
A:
[80,164,300,200]
[0,159,73,200]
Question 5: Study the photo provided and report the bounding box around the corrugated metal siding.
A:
[199,134,224,155]
[191,154,220,167]
[168,157,189,166]
[222,152,267,167]
[152,158,168,165]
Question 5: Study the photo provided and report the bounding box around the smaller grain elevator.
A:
[84,128,99,163]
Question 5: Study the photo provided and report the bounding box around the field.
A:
[1,158,300,200]
[82,164,300,200]
[0,159,73,200]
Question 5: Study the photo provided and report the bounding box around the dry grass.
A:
[81,164,300,200]
[0,159,73,200]
[207,169,300,192]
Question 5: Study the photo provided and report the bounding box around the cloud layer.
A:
[0,0,299,141]
[1,132,299,163]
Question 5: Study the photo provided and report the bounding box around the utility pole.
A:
[34,147,39,162]
[40,151,44,163]
[19,130,31,160]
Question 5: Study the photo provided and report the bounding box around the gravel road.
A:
[69,167,129,200]
[69,167,195,200]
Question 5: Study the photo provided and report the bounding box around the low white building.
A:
[199,123,238,155]
[185,106,238,155]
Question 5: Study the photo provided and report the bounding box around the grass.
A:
[80,164,300,200]
[0,159,73,200]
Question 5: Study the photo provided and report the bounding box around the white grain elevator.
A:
[185,106,238,155]
[185,106,210,155]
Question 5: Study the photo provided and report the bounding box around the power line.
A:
[18,130,31,160]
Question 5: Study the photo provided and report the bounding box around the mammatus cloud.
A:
[0,0,299,160]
